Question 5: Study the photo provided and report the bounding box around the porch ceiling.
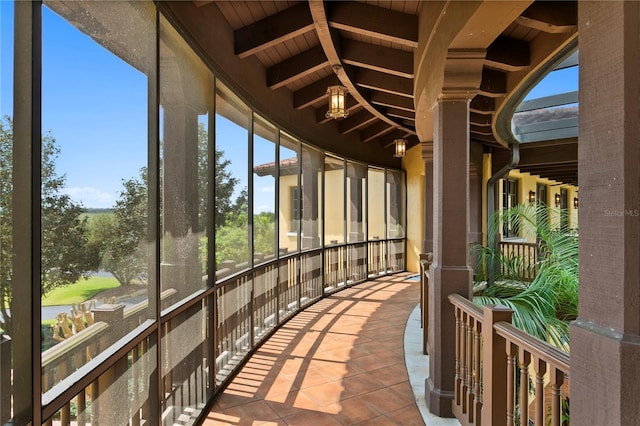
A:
[191,0,578,185]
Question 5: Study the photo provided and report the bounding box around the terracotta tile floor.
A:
[203,273,425,425]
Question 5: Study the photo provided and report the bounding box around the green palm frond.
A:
[473,203,578,350]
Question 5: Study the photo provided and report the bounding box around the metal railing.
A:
[33,238,405,425]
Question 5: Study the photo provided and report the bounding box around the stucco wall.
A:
[403,144,424,273]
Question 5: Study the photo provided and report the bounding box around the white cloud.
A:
[260,185,274,193]
[63,187,116,209]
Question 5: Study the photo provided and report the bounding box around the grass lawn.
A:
[42,276,120,306]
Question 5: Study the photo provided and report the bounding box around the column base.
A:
[425,378,454,418]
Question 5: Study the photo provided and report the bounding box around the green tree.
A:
[0,116,97,335]
[89,169,148,287]
[196,123,241,227]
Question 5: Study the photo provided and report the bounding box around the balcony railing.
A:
[26,238,405,425]
[449,293,570,426]
[499,240,539,281]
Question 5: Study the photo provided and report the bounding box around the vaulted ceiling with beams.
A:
[188,0,578,185]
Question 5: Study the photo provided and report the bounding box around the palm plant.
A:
[472,203,578,350]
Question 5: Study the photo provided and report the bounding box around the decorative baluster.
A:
[466,317,474,421]
[472,320,482,424]
[518,349,531,426]
[550,368,565,426]
[533,357,547,425]
[506,343,517,426]
[460,312,468,414]
[454,306,462,407]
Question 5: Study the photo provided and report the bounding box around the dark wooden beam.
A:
[361,121,394,143]
[370,91,415,112]
[327,1,418,48]
[470,112,492,126]
[267,45,328,89]
[492,142,578,174]
[470,125,493,136]
[234,4,314,58]
[339,110,377,134]
[386,107,414,121]
[293,75,340,110]
[479,68,507,98]
[516,1,577,34]
[471,133,500,145]
[341,39,413,79]
[486,36,530,72]
[470,95,495,114]
[356,69,413,97]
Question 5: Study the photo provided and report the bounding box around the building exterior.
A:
[1,1,639,425]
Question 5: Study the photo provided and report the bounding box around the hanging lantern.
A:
[325,85,348,119]
[394,138,407,158]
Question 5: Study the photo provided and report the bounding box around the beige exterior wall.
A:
[403,145,424,273]
[324,169,345,243]
[367,170,385,240]
[497,169,579,243]
[278,174,298,252]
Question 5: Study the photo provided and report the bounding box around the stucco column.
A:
[469,143,484,270]
[421,141,433,254]
[426,96,474,417]
[570,2,640,424]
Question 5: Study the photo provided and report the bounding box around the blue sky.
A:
[525,66,578,100]
[1,2,578,209]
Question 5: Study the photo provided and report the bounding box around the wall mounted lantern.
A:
[573,196,579,209]
[555,193,561,207]
[529,190,536,203]
[326,85,348,119]
[394,138,407,158]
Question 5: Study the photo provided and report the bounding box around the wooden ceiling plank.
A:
[470,95,495,114]
[470,112,492,126]
[485,36,531,72]
[492,142,577,173]
[327,1,418,48]
[361,121,395,143]
[516,1,577,34]
[293,74,340,109]
[267,45,329,89]
[235,3,315,58]
[470,125,493,135]
[356,69,413,98]
[309,0,416,137]
[341,39,414,79]
[479,67,507,98]
[386,107,414,121]
[370,91,415,112]
[339,110,377,134]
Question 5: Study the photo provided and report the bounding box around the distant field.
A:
[80,209,114,223]
[42,275,120,306]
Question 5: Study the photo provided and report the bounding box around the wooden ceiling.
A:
[194,0,578,185]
